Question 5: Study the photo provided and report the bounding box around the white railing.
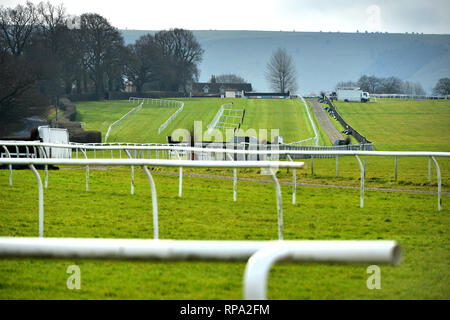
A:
[126,97,185,135]
[0,156,305,240]
[104,102,143,143]
[207,104,225,134]
[0,237,402,300]
[371,94,450,100]
[293,94,319,146]
[158,101,184,134]
[1,141,448,212]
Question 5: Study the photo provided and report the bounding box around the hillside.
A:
[121,30,450,94]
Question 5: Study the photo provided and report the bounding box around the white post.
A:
[428,158,431,182]
[269,168,283,240]
[175,151,183,198]
[29,164,44,238]
[355,155,365,208]
[287,155,296,205]
[38,146,48,189]
[80,149,89,192]
[143,166,159,239]
[125,150,134,195]
[394,156,398,181]
[2,146,12,186]
[227,154,237,202]
[336,155,339,177]
[431,157,442,211]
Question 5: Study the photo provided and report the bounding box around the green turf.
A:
[332,99,450,151]
[1,97,449,299]
[76,98,316,144]
[0,168,448,299]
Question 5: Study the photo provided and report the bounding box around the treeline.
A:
[0,1,203,133]
[336,75,426,95]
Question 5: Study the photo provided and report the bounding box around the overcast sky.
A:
[2,0,449,34]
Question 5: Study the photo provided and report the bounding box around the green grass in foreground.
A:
[0,168,449,299]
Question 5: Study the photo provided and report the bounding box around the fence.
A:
[7,141,450,298]
[371,94,450,100]
[0,237,401,300]
[292,94,319,147]
[322,95,372,144]
[104,98,184,137]
[104,102,143,143]
[207,104,225,134]
[0,142,447,217]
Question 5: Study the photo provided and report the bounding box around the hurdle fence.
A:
[0,142,447,214]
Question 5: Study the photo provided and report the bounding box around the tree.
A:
[216,74,246,83]
[80,13,125,97]
[357,75,379,93]
[265,48,298,93]
[124,34,165,93]
[154,28,203,92]
[335,80,358,90]
[0,1,37,56]
[433,78,450,95]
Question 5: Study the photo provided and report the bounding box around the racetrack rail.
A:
[309,100,344,144]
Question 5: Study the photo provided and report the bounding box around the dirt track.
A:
[309,100,343,144]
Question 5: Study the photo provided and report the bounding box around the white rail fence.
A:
[105,98,184,141]
[1,142,448,217]
[293,94,319,147]
[207,104,225,134]
[0,237,402,300]
[0,155,304,240]
[158,102,184,134]
[104,102,143,143]
[371,94,450,100]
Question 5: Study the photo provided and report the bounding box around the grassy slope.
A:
[306,99,450,192]
[76,98,316,144]
[0,168,448,299]
[333,99,450,151]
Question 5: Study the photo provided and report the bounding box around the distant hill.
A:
[120,30,450,94]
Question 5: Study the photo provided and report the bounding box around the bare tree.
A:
[265,48,298,93]
[0,1,37,56]
[433,78,450,95]
[216,74,246,83]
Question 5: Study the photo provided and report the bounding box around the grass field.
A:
[0,97,449,299]
[332,99,450,151]
[76,98,316,144]
[0,167,448,299]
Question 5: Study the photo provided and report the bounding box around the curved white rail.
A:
[105,102,143,143]
[0,237,402,299]
[158,101,184,134]
[243,240,401,299]
[294,94,319,146]
[3,141,449,158]
[207,104,225,134]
